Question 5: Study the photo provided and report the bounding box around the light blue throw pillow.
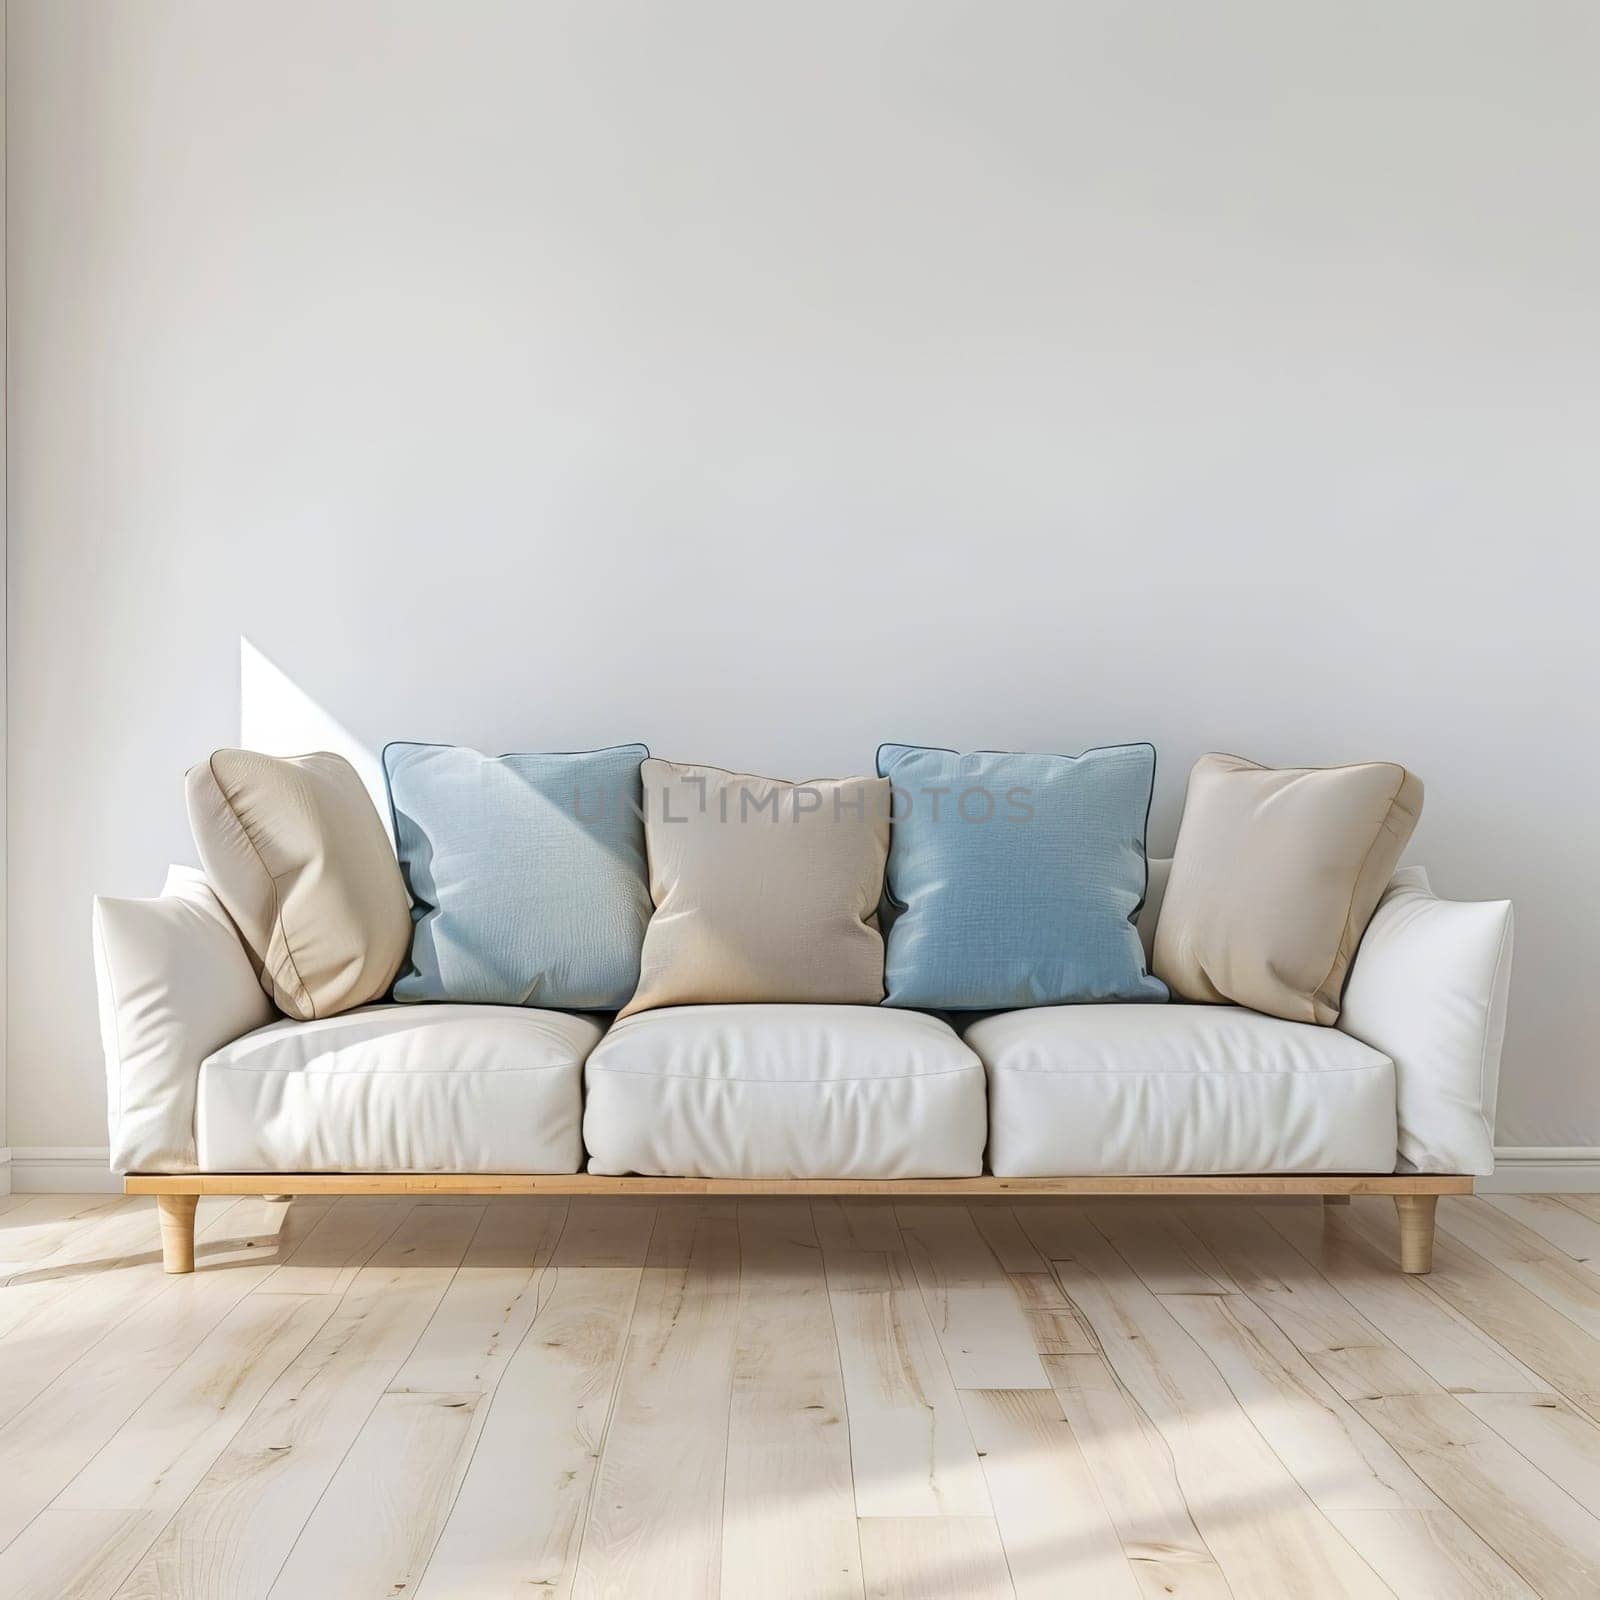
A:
[877,742,1168,1009]
[384,742,651,1009]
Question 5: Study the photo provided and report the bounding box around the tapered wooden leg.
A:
[1323,1194,1351,1205]
[158,1193,199,1274]
[1395,1193,1438,1274]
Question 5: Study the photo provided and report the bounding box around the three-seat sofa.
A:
[94,853,1513,1276]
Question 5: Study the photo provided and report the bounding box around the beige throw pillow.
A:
[1152,753,1423,1024]
[619,760,890,1018]
[186,749,412,1020]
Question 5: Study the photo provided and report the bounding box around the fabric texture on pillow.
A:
[384,742,651,1010]
[876,743,1166,1009]
[618,759,890,1018]
[1153,753,1423,1025]
[187,749,411,1021]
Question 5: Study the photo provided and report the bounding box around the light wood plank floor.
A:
[1,1192,1598,1598]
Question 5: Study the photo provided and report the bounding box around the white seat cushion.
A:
[969,1004,1396,1176]
[583,1005,986,1178]
[197,1004,602,1172]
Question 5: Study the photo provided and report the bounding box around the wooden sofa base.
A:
[129,1173,1465,1276]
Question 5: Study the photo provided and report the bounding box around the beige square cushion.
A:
[1152,753,1423,1024]
[619,760,890,1017]
[186,750,412,1021]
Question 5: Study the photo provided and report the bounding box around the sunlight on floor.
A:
[2,1194,1598,1597]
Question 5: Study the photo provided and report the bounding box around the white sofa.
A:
[93,859,1512,1275]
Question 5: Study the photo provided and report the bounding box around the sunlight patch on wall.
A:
[239,638,393,846]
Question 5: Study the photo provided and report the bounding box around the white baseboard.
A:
[1477,1147,1600,1194]
[7,1147,122,1194]
[4,1145,1597,1195]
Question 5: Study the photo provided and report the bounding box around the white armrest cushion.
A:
[93,865,277,1173]
[1338,866,1513,1176]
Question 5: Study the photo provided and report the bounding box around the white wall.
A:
[6,1,1597,1164]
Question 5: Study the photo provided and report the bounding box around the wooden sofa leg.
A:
[1323,1194,1351,1205]
[158,1194,199,1274]
[1395,1193,1438,1274]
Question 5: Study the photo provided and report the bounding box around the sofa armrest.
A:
[1338,866,1513,1176]
[93,865,276,1173]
